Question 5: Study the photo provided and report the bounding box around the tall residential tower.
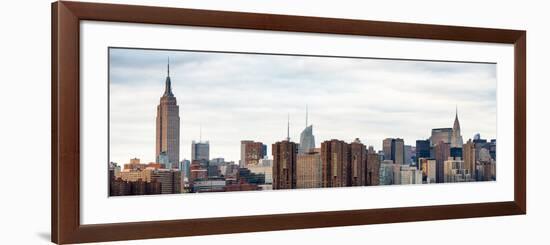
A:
[272,116,298,190]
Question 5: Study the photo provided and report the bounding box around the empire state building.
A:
[155,59,180,167]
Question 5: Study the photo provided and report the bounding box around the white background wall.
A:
[0,0,547,244]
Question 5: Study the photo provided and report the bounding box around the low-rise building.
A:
[400,165,423,185]
[444,157,473,183]
[191,178,226,193]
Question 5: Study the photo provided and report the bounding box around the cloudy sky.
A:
[109,48,497,165]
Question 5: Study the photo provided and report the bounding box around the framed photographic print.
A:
[51,1,526,244]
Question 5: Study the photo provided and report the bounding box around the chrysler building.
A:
[450,107,464,148]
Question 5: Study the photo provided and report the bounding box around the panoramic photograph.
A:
[108,47,497,196]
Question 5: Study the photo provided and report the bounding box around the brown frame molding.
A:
[52,1,526,244]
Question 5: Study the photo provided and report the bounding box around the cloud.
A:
[109,48,497,165]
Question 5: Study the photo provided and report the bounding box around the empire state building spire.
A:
[163,57,174,97]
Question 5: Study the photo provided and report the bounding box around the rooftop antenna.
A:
[287,113,290,141]
[163,57,173,96]
[306,104,308,127]
[199,124,202,142]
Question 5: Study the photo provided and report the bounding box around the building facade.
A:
[321,139,351,188]
[349,139,366,186]
[434,141,450,183]
[299,125,316,154]
[379,160,395,185]
[426,159,437,183]
[404,145,413,165]
[382,138,393,161]
[418,158,437,184]
[444,157,472,183]
[296,148,322,188]
[393,138,405,164]
[366,150,381,186]
[430,128,452,147]
[247,165,273,185]
[382,138,405,164]
[400,166,423,185]
[272,140,298,189]
[189,161,207,184]
[191,140,210,166]
[155,60,180,166]
[476,148,496,181]
[151,169,182,194]
[191,179,226,193]
[463,139,476,180]
[109,179,161,196]
[240,140,266,167]
[117,169,153,183]
[415,139,431,160]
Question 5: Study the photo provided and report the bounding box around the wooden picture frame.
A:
[51,1,526,244]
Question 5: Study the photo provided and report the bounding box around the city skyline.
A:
[109,48,497,166]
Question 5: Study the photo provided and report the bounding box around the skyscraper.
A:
[450,147,463,159]
[191,140,210,166]
[404,145,413,165]
[298,105,316,154]
[272,117,298,190]
[450,107,464,148]
[349,138,366,186]
[382,138,405,164]
[240,140,266,167]
[366,148,380,186]
[151,169,182,194]
[430,128,452,147]
[462,140,476,179]
[477,148,495,181]
[415,139,431,160]
[450,107,464,159]
[393,138,405,165]
[320,139,351,188]
[379,160,395,185]
[419,158,437,183]
[382,138,393,161]
[179,159,191,178]
[434,141,450,183]
[158,152,170,169]
[156,58,180,166]
[473,135,489,162]
[473,133,481,141]
[272,140,298,190]
[296,148,322,189]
